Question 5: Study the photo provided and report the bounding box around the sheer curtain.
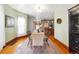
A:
[17,16,26,36]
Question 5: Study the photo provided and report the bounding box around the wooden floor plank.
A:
[0,37,27,54]
[48,35,69,54]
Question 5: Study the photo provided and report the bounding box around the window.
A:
[17,16,26,36]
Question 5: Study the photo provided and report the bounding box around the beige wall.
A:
[54,4,75,47]
[4,5,28,43]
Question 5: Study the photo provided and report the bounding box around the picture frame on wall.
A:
[57,18,62,24]
[5,15,15,27]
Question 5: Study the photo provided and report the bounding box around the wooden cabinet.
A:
[45,28,54,36]
[41,19,54,36]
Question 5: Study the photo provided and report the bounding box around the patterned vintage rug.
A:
[15,38,61,54]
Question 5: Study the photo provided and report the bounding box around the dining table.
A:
[30,32,45,46]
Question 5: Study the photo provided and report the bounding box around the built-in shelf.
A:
[69,4,79,54]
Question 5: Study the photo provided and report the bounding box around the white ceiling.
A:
[9,4,75,19]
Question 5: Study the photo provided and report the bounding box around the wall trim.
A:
[3,35,28,48]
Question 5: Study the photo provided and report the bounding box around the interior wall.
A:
[0,5,5,50]
[27,16,36,32]
[4,5,28,43]
[54,4,75,47]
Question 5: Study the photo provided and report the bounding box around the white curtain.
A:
[0,5,5,50]
[17,16,26,36]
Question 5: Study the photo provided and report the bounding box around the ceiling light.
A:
[35,4,45,13]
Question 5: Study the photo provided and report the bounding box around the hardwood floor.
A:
[0,36,27,54]
[0,35,69,54]
[48,35,69,54]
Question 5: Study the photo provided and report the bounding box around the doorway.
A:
[41,19,54,36]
